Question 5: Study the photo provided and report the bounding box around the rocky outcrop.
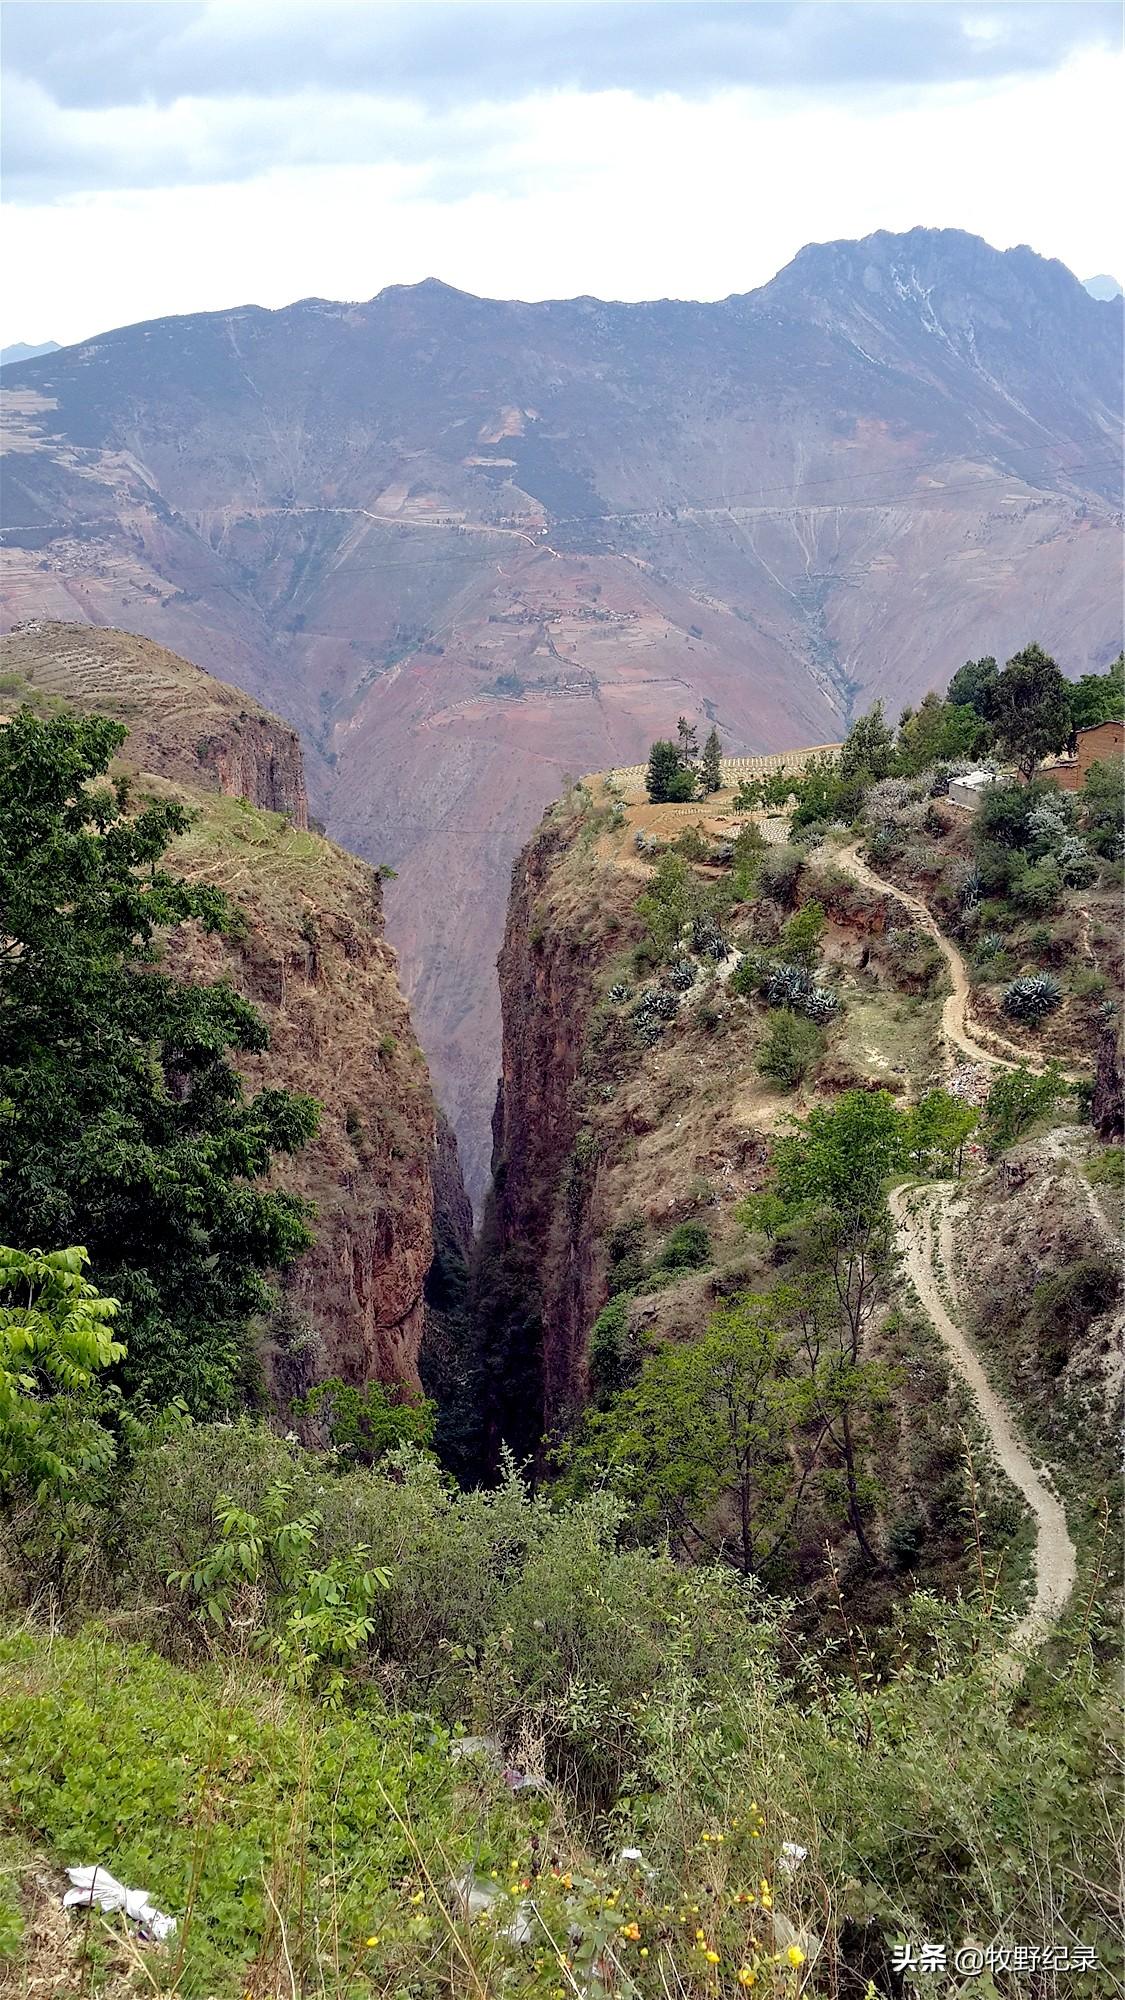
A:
[1092,1013,1124,1139]
[1,622,433,1398]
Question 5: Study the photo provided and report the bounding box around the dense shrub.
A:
[755,1009,825,1090]
[1025,1256,1122,1378]
[655,1220,712,1271]
[755,845,803,907]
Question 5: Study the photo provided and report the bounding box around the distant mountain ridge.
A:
[1084,274,1122,301]
[2,226,1122,1195]
[0,339,60,368]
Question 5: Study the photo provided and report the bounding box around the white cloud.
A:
[3,48,1121,345]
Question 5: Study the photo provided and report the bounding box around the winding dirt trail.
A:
[890,1183,1077,1645]
[829,840,1081,1636]
[833,841,1040,1072]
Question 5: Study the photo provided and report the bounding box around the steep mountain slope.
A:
[0,623,441,1397]
[2,228,1121,1193]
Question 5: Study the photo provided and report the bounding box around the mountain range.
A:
[1,226,1122,1195]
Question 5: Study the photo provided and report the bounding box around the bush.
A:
[588,1296,643,1399]
[655,1220,712,1271]
[755,845,803,907]
[1025,1257,1122,1378]
[1002,974,1062,1022]
[1009,856,1062,915]
[756,1009,825,1090]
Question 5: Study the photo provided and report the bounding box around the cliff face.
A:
[2,621,309,826]
[1,621,435,1396]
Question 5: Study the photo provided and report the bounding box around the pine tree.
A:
[701,726,722,793]
[646,739,695,803]
[676,716,700,766]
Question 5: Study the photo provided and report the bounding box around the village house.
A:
[1042,718,1124,792]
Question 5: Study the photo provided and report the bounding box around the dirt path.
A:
[890,1182,1077,1646]
[832,842,1042,1072]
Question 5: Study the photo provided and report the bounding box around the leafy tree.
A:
[645,739,695,803]
[730,822,765,899]
[756,1009,824,1090]
[700,726,723,794]
[897,692,983,773]
[0,711,319,1415]
[982,1064,1063,1152]
[769,1091,907,1563]
[294,1378,436,1464]
[902,1089,979,1174]
[636,850,694,955]
[947,655,1000,718]
[1082,755,1124,857]
[732,770,801,813]
[838,701,897,785]
[655,1220,712,1271]
[0,1244,124,1508]
[1069,653,1124,735]
[575,1295,811,1576]
[779,900,826,974]
[990,643,1072,780]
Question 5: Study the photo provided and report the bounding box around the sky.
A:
[2,0,1121,347]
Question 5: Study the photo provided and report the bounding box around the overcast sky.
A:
[2,0,1121,347]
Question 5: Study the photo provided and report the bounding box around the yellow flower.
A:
[738,1972,757,1989]
[365,1936,380,1948]
[695,1928,707,1943]
[640,1948,649,1958]
[409,1891,425,1905]
[705,1949,721,1965]
[620,1922,641,1942]
[787,1945,806,1968]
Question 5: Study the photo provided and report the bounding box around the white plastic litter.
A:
[64,1866,177,1943]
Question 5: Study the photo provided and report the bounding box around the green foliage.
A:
[837,700,897,786]
[170,1478,391,1696]
[587,1296,643,1402]
[573,1293,810,1575]
[0,710,319,1414]
[989,642,1072,779]
[295,1378,436,1464]
[1008,855,1062,915]
[771,1088,905,1226]
[655,1220,712,1272]
[1023,1257,1122,1378]
[982,1064,1063,1151]
[1085,1145,1125,1190]
[778,899,825,974]
[946,654,1000,717]
[1069,652,1124,732]
[754,843,803,906]
[0,1244,124,1506]
[901,1090,979,1174]
[700,725,723,794]
[896,691,983,772]
[755,1009,824,1090]
[730,821,766,898]
[645,739,695,803]
[1082,755,1124,856]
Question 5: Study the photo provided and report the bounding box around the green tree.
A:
[838,701,897,784]
[982,1064,1063,1153]
[1069,653,1124,734]
[645,739,695,803]
[676,716,700,767]
[769,1091,907,1563]
[0,711,319,1414]
[294,1378,436,1464]
[576,1295,810,1576]
[1082,755,1124,856]
[700,726,723,794]
[903,1089,979,1174]
[947,655,1000,718]
[990,644,1072,780]
[779,900,826,974]
[897,692,984,773]
[756,1010,824,1091]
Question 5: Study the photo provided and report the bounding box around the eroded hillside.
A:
[0,622,443,1396]
[482,754,1121,1604]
